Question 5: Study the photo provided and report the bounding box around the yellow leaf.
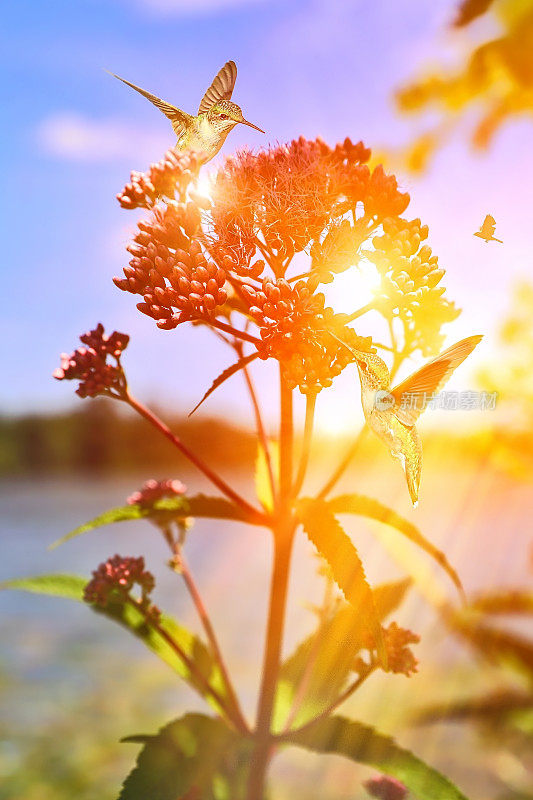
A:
[255,439,279,512]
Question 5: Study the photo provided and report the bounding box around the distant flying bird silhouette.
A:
[106,61,264,163]
[474,214,503,243]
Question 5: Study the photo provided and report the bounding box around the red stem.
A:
[172,546,250,734]
[125,391,267,524]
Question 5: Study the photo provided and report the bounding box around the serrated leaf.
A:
[296,498,385,664]
[189,352,259,416]
[449,612,533,677]
[275,578,411,729]
[2,574,232,716]
[287,715,470,799]
[415,689,533,725]
[327,493,464,601]
[50,493,256,550]
[469,590,533,615]
[255,439,278,513]
[119,714,251,800]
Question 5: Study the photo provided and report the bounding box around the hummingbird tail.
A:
[405,459,420,508]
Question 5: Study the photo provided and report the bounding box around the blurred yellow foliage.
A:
[394,0,533,170]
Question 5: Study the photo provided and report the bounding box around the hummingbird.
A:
[106,60,264,163]
[474,214,503,243]
[334,334,483,506]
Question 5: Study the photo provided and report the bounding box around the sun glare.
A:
[195,170,214,202]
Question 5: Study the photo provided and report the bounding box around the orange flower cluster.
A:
[117,148,203,209]
[210,137,407,277]
[53,324,129,398]
[84,554,160,621]
[368,217,460,355]
[242,277,374,393]
[106,137,452,394]
[114,200,227,328]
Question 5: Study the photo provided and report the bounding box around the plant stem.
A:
[211,318,262,345]
[279,375,293,502]
[125,391,267,524]
[126,597,239,730]
[246,525,295,799]
[246,373,295,800]
[280,662,377,741]
[317,424,369,500]
[241,355,277,506]
[171,544,250,734]
[292,392,317,497]
[281,575,334,733]
[344,301,374,323]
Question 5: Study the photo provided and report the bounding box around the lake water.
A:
[1,454,532,799]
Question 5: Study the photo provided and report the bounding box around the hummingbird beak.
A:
[241,118,265,133]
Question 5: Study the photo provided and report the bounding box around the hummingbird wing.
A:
[198,61,237,114]
[390,335,483,426]
[107,71,192,138]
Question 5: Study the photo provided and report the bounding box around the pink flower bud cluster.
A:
[361,622,420,677]
[84,554,160,621]
[363,775,408,800]
[53,323,129,398]
[127,478,186,507]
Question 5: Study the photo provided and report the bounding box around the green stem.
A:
[292,392,317,497]
[126,391,267,524]
[170,545,250,735]
[279,375,294,502]
[126,597,238,729]
[280,662,377,741]
[317,424,369,500]
[242,357,278,507]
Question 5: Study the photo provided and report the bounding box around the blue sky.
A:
[2,0,531,431]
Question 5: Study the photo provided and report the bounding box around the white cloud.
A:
[36,113,169,161]
[135,0,266,14]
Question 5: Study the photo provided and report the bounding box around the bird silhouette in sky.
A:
[106,61,264,163]
[474,214,503,243]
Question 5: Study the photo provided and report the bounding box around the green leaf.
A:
[327,493,464,600]
[2,574,232,716]
[275,578,411,729]
[469,590,533,615]
[49,493,256,550]
[296,498,384,660]
[415,689,533,725]
[118,714,251,800]
[189,352,259,416]
[449,612,533,677]
[0,573,86,599]
[287,715,470,799]
[372,577,412,619]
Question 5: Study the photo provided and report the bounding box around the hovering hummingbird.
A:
[335,334,483,506]
[106,60,264,163]
[474,214,503,243]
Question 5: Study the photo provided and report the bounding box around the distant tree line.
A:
[0,402,256,477]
